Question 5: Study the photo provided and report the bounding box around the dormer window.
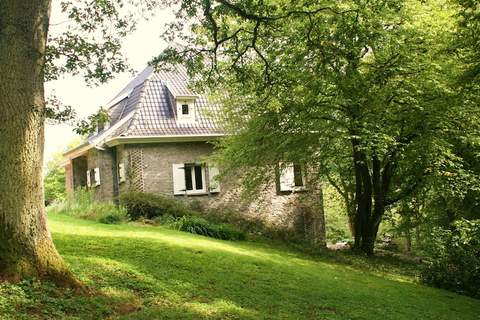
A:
[182,104,189,115]
[176,98,196,124]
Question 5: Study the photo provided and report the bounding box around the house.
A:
[63,66,325,245]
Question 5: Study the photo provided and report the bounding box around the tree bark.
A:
[0,0,77,285]
[405,230,412,253]
[350,138,391,256]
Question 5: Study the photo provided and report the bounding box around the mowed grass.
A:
[1,214,479,320]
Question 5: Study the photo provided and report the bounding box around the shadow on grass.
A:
[43,227,480,320]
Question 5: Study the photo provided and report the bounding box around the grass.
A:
[1,213,479,320]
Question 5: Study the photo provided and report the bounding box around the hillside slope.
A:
[1,214,478,319]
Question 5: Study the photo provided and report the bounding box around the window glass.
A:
[293,164,303,187]
[185,165,193,190]
[182,104,189,115]
[194,165,203,190]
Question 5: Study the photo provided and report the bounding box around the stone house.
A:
[63,66,325,245]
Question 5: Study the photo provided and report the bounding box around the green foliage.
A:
[168,215,246,241]
[47,188,127,224]
[45,0,161,85]
[324,185,352,243]
[421,219,480,298]
[98,213,124,225]
[3,213,479,320]
[74,107,111,136]
[455,0,480,83]
[43,153,66,205]
[155,0,480,253]
[119,192,245,240]
[119,191,196,220]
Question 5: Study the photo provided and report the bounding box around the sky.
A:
[44,3,174,164]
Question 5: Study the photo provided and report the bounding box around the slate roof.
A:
[92,65,224,144]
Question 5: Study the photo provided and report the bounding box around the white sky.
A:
[44,3,174,164]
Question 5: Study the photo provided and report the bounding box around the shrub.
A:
[168,216,246,241]
[119,192,195,220]
[421,219,480,298]
[47,188,127,224]
[98,213,124,224]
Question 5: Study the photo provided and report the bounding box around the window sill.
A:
[174,191,219,197]
[277,187,308,195]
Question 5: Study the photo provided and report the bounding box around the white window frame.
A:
[176,98,196,124]
[172,163,207,195]
[184,163,206,194]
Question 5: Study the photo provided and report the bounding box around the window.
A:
[172,163,220,195]
[293,164,304,187]
[86,168,100,187]
[172,163,206,194]
[184,164,203,191]
[181,104,189,115]
[176,99,196,124]
[279,163,305,192]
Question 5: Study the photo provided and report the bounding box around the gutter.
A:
[105,133,226,147]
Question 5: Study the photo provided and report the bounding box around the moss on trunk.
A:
[0,0,80,287]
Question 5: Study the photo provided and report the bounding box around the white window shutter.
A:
[208,165,221,193]
[86,170,91,187]
[94,168,101,186]
[172,164,186,195]
[118,163,126,183]
[279,164,294,191]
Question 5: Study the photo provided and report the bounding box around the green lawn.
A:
[1,214,479,320]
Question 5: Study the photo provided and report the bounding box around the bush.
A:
[98,213,124,224]
[421,219,480,298]
[168,216,246,241]
[47,188,127,224]
[119,192,195,220]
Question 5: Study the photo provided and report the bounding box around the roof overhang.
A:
[63,110,136,161]
[104,134,225,147]
[62,142,92,160]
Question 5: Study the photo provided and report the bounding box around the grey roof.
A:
[94,66,223,143]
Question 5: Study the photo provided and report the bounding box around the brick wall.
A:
[115,141,325,245]
[86,148,115,201]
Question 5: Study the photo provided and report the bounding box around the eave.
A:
[62,142,92,160]
[105,134,225,147]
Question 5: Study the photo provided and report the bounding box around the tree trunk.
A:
[0,0,77,285]
[350,138,391,256]
[405,230,412,253]
[346,200,356,239]
[415,225,421,248]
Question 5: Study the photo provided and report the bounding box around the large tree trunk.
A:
[350,138,391,256]
[0,0,77,285]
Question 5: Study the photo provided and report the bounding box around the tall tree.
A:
[0,0,152,283]
[156,0,462,255]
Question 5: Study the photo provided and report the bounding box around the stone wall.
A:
[67,141,325,245]
[116,141,325,245]
[71,156,87,189]
[86,148,115,201]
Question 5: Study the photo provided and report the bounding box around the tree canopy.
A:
[155,0,480,254]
